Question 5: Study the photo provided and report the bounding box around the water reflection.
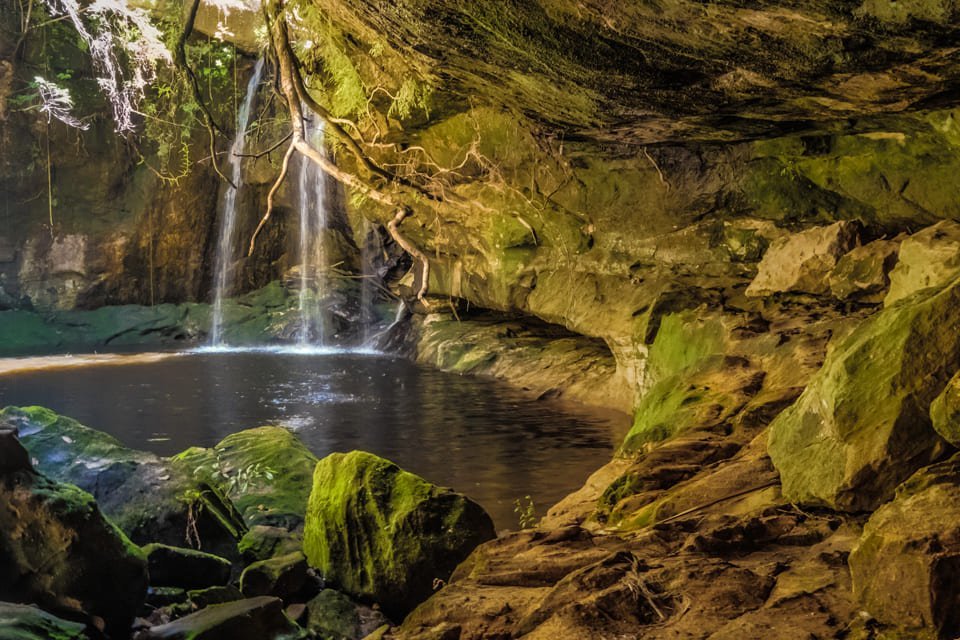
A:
[0,352,628,528]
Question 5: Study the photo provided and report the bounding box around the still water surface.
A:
[0,350,627,528]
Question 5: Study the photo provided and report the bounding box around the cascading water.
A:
[295,114,330,346]
[209,59,265,346]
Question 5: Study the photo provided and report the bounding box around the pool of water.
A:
[0,349,628,529]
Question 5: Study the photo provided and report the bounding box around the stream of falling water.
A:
[296,114,329,346]
[209,59,265,346]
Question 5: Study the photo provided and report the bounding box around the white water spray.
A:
[295,113,330,346]
[210,58,265,346]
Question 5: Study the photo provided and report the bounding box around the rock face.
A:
[2,406,245,556]
[931,372,960,448]
[768,278,960,511]
[745,222,860,297]
[850,456,960,638]
[0,429,148,636]
[302,451,496,619]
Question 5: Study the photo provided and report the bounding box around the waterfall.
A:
[209,58,265,346]
[296,114,330,346]
[359,219,375,345]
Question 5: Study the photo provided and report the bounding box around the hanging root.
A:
[387,207,430,302]
[248,139,295,256]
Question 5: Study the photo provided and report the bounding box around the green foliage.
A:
[513,494,539,529]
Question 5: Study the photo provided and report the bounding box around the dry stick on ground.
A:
[248,1,435,304]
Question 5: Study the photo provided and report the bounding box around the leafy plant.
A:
[514,495,539,529]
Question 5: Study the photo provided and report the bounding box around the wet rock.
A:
[173,426,318,530]
[745,221,859,297]
[135,596,301,640]
[238,525,303,563]
[143,544,232,590]
[1,406,245,557]
[187,586,244,609]
[0,602,90,640]
[304,589,388,640]
[885,221,960,306]
[146,587,190,609]
[768,276,960,511]
[828,238,900,302]
[303,451,496,619]
[931,370,960,448]
[0,424,29,473]
[0,453,148,636]
[849,455,960,638]
[239,552,309,601]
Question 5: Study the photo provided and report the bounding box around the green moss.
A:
[303,451,495,619]
[172,426,319,530]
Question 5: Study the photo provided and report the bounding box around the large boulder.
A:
[768,277,960,511]
[303,451,496,619]
[849,456,960,638]
[0,431,148,636]
[745,221,859,297]
[0,602,90,640]
[885,221,960,306]
[1,406,245,557]
[239,552,309,601]
[173,426,318,530]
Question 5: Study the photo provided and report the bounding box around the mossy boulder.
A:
[143,544,233,590]
[173,426,318,530]
[303,451,496,619]
[304,589,387,640]
[849,455,960,638]
[137,596,303,640]
[885,221,960,306]
[2,406,245,557]
[0,444,147,636]
[0,603,90,640]
[768,277,960,511]
[238,526,303,563]
[239,552,309,601]
[931,372,960,447]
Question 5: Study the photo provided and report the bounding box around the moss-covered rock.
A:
[0,603,90,640]
[187,585,244,609]
[0,449,147,636]
[302,451,495,619]
[238,526,303,563]
[304,589,387,640]
[768,277,960,511]
[137,596,303,640]
[143,544,233,590]
[849,455,960,638]
[173,426,319,530]
[239,552,309,601]
[2,406,245,557]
